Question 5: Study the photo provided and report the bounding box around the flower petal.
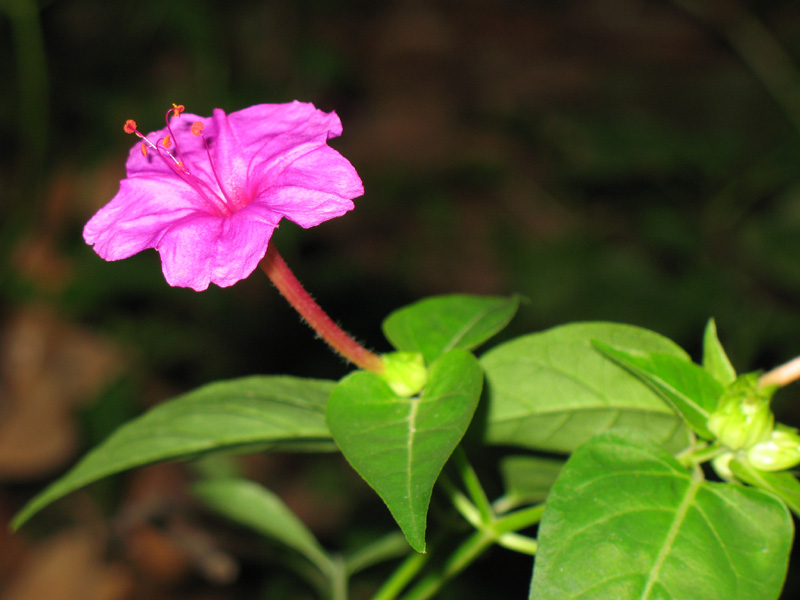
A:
[229,101,343,146]
[204,103,350,211]
[200,109,252,211]
[254,144,362,228]
[156,206,279,291]
[83,175,211,261]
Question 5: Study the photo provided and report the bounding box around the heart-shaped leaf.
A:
[13,376,334,529]
[326,349,483,552]
[383,294,519,363]
[531,432,793,600]
[481,322,691,453]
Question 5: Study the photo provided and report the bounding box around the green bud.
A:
[379,352,429,397]
[746,425,800,472]
[707,372,774,450]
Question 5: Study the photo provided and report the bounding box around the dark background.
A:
[3,0,800,598]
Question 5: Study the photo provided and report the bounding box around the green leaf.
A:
[594,342,724,439]
[13,376,334,529]
[326,349,483,552]
[730,457,800,517]
[498,455,564,510]
[481,322,691,453]
[382,294,519,363]
[703,318,737,386]
[531,432,793,600]
[193,478,331,574]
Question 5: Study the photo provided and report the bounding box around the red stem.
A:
[259,244,384,374]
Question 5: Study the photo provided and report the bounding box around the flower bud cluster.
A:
[707,373,800,472]
[707,373,774,450]
[746,425,800,471]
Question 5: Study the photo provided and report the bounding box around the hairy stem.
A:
[260,244,384,373]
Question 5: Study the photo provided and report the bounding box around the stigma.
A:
[122,105,197,167]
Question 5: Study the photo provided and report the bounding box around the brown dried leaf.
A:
[0,306,125,478]
[0,530,132,600]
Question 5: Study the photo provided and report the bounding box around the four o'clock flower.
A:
[85,101,385,374]
[84,101,364,291]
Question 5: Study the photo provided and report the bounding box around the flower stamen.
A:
[191,121,235,208]
[163,106,188,167]
[124,117,173,164]
[122,105,235,216]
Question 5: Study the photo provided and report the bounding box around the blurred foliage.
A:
[5,0,800,598]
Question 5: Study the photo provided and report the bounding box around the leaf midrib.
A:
[639,467,703,599]
[442,304,499,353]
[405,394,421,529]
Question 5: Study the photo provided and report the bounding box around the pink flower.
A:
[84,101,363,291]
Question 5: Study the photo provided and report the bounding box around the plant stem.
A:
[344,532,411,577]
[260,244,384,374]
[439,475,483,528]
[328,555,348,600]
[760,355,800,388]
[372,551,429,600]
[494,503,545,535]
[378,470,543,599]
[496,532,538,555]
[452,448,494,523]
[676,443,726,468]
[398,531,495,600]
[410,456,543,598]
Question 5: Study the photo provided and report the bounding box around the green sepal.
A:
[379,351,429,397]
[702,318,737,386]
